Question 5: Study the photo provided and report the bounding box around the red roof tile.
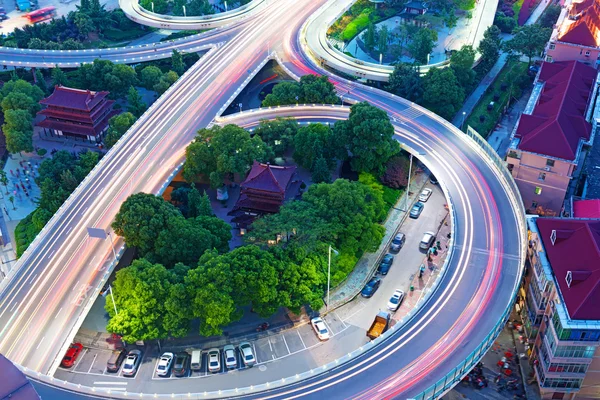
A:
[559,0,600,46]
[242,161,296,193]
[573,199,600,218]
[515,61,596,160]
[571,0,595,16]
[536,217,600,320]
[40,85,110,111]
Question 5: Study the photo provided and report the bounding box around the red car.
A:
[61,343,84,368]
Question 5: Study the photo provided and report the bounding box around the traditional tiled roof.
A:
[559,0,600,47]
[40,85,110,111]
[242,161,296,194]
[536,218,600,320]
[515,61,596,161]
[404,0,427,9]
[573,199,600,218]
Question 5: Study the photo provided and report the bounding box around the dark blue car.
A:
[361,277,381,298]
[377,253,395,275]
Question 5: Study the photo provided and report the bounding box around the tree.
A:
[478,25,502,68]
[332,102,400,174]
[3,109,33,154]
[311,156,331,183]
[1,92,36,115]
[8,196,15,210]
[253,117,298,156]
[386,63,423,102]
[262,75,338,107]
[106,259,190,342]
[74,12,95,37]
[140,66,163,90]
[540,5,561,28]
[182,124,271,188]
[171,49,185,75]
[140,0,168,13]
[126,86,147,117]
[34,70,48,95]
[153,70,179,95]
[0,171,8,194]
[187,0,214,15]
[51,66,69,87]
[504,24,551,65]
[494,12,517,34]
[109,64,138,96]
[380,154,410,189]
[112,193,183,255]
[378,25,389,55]
[363,23,377,51]
[188,184,213,217]
[421,68,465,121]
[293,123,336,171]
[195,215,231,252]
[450,45,476,89]
[262,81,301,107]
[408,28,438,64]
[104,112,136,149]
[0,79,44,116]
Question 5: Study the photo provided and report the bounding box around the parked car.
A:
[389,233,405,252]
[361,276,381,298]
[387,289,405,311]
[122,349,142,377]
[419,188,433,202]
[430,175,439,185]
[61,343,83,368]
[311,317,330,341]
[172,352,190,377]
[419,231,436,250]
[377,253,394,274]
[239,342,256,367]
[409,202,424,219]
[106,349,127,373]
[156,352,174,377]
[191,350,202,371]
[223,345,237,369]
[207,348,221,373]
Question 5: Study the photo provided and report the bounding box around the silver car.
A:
[223,344,237,369]
[122,349,142,377]
[207,348,221,373]
[155,352,173,377]
[239,342,256,367]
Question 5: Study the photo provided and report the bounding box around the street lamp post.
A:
[327,245,338,311]
[108,284,118,316]
[151,1,154,12]
[461,111,466,130]
[404,153,413,211]
[182,5,186,16]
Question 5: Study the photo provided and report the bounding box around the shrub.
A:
[380,154,409,189]
[37,148,47,156]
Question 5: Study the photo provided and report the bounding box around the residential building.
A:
[523,216,600,399]
[545,0,600,65]
[36,85,119,143]
[506,60,600,216]
[398,1,428,27]
[228,161,299,229]
[573,199,600,217]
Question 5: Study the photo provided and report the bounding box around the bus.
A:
[26,6,56,24]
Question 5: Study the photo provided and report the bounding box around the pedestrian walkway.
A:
[326,171,431,310]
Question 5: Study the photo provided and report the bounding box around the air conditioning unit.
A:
[545,166,551,171]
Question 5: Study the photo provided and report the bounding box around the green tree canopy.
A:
[183,124,271,188]
[253,117,298,156]
[126,86,147,117]
[293,123,336,171]
[385,63,423,102]
[140,66,163,90]
[504,24,552,65]
[408,28,438,64]
[333,102,400,174]
[171,49,185,75]
[450,45,476,90]
[262,75,339,106]
[478,25,502,69]
[104,112,136,149]
[421,67,465,121]
[3,109,33,154]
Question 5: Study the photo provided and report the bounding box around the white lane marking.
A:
[334,312,348,329]
[73,348,88,370]
[9,301,18,312]
[46,249,56,259]
[268,337,273,352]
[88,353,98,373]
[97,388,127,391]
[253,343,258,363]
[28,274,38,284]
[36,336,45,350]
[93,381,128,386]
[281,333,291,354]
[297,330,306,349]
[54,307,62,319]
[72,280,80,291]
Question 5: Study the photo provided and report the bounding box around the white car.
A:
[223,345,237,369]
[419,188,433,202]
[311,317,330,341]
[121,349,142,377]
[239,342,256,367]
[156,352,174,377]
[207,348,221,373]
[387,289,405,311]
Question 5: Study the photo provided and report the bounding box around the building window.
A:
[546,159,555,167]
[546,55,553,62]
[535,187,543,195]
[585,50,591,56]
[532,201,538,209]
[549,43,556,50]
[539,173,546,181]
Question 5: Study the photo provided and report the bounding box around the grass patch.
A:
[458,0,476,11]
[512,0,525,20]
[327,0,398,42]
[342,10,374,41]
[465,59,530,138]
[160,30,203,41]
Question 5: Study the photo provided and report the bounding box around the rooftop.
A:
[40,85,110,111]
[242,161,296,194]
[536,217,600,320]
[558,0,600,47]
[515,60,596,161]
[573,199,600,217]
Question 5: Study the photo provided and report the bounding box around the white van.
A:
[191,350,202,371]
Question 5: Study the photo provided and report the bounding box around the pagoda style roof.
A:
[241,161,296,194]
[40,85,111,111]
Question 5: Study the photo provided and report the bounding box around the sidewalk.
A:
[326,171,430,311]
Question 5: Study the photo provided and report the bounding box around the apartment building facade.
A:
[506,60,599,216]
[521,216,600,399]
